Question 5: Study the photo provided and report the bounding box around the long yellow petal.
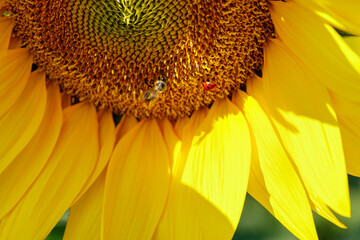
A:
[71,110,115,205]
[0,70,46,173]
[158,118,181,169]
[308,191,347,229]
[270,1,360,102]
[0,102,99,240]
[174,115,190,139]
[63,170,106,240]
[64,114,138,240]
[329,92,360,176]
[114,114,138,142]
[233,90,318,240]
[0,18,14,51]
[175,107,208,177]
[0,48,33,117]
[337,116,360,177]
[248,39,350,217]
[154,98,251,239]
[0,83,62,219]
[295,0,360,36]
[103,119,171,240]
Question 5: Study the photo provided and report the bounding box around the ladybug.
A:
[203,81,216,90]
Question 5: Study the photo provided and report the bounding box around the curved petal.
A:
[294,0,360,36]
[63,170,106,240]
[114,114,138,142]
[0,102,99,240]
[0,18,14,51]
[337,116,360,177]
[71,110,115,204]
[103,119,171,240]
[0,48,33,117]
[0,83,62,219]
[154,98,251,239]
[0,70,46,173]
[175,107,208,177]
[174,115,190,139]
[158,118,181,169]
[64,114,138,240]
[329,92,360,176]
[247,39,350,217]
[233,90,317,240]
[270,1,360,102]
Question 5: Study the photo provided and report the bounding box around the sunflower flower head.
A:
[0,0,360,240]
[6,0,274,119]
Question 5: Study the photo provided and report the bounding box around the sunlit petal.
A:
[158,118,181,169]
[154,98,251,239]
[233,90,317,239]
[270,1,360,102]
[248,39,350,217]
[294,0,360,36]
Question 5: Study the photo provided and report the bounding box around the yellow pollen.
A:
[6,0,274,119]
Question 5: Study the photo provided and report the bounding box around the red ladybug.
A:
[203,81,216,90]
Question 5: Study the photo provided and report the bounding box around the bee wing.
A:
[143,91,151,100]
[148,93,158,101]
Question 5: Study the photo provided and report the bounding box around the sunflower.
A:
[0,0,359,239]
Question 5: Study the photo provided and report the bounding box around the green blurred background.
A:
[46,176,360,240]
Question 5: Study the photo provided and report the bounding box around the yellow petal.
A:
[0,102,99,240]
[270,1,360,102]
[71,110,115,205]
[64,170,106,240]
[0,83,62,219]
[338,116,360,177]
[155,98,251,239]
[65,115,138,240]
[329,92,360,176]
[103,119,170,240]
[233,90,318,240]
[0,18,14,51]
[329,93,360,176]
[248,39,350,217]
[114,114,138,142]
[0,70,46,173]
[295,0,360,36]
[0,49,33,117]
[158,118,181,169]
[308,191,347,229]
[344,36,360,57]
[175,107,208,177]
[174,115,190,139]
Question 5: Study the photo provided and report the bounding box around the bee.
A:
[143,76,167,101]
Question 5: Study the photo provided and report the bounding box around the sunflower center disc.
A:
[7,0,274,119]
